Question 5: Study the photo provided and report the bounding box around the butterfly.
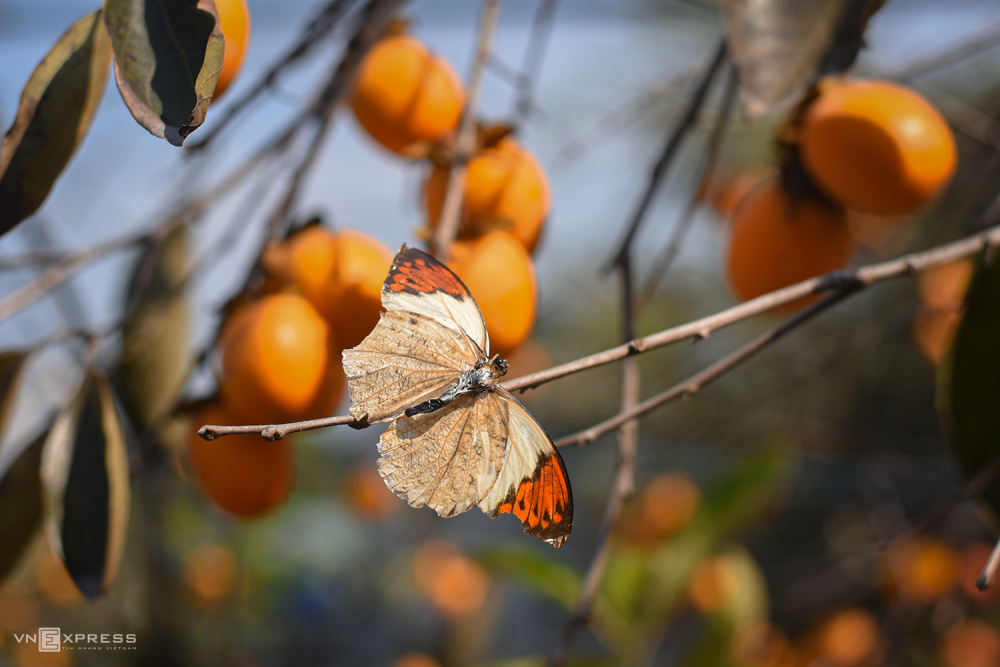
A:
[342,246,573,547]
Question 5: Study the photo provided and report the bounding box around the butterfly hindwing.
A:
[478,389,573,548]
[343,310,478,423]
[382,245,490,356]
[378,393,507,518]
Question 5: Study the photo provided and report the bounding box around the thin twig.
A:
[187,0,363,153]
[603,38,727,274]
[0,147,278,326]
[638,65,739,307]
[197,221,1000,441]
[264,0,401,243]
[510,0,560,125]
[555,287,859,448]
[550,267,641,667]
[0,248,70,271]
[552,63,702,164]
[430,0,504,258]
[978,538,1000,591]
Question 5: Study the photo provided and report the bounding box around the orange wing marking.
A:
[387,246,471,298]
[496,452,573,547]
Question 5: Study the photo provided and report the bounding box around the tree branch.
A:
[555,287,858,448]
[603,38,727,273]
[197,221,1000,441]
[510,0,560,125]
[429,0,504,258]
[186,0,363,153]
[638,65,738,307]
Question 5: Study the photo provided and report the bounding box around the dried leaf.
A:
[723,0,849,116]
[0,352,29,440]
[103,0,224,146]
[0,431,47,582]
[937,259,1000,516]
[0,11,112,235]
[41,373,130,600]
[115,226,190,431]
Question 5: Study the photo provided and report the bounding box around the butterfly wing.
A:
[378,392,507,518]
[478,389,573,548]
[382,245,490,356]
[343,310,478,423]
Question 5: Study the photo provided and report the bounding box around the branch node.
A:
[198,426,217,441]
[262,427,284,441]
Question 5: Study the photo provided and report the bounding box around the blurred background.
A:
[2,0,1000,665]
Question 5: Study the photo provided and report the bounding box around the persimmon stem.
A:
[429,0,504,259]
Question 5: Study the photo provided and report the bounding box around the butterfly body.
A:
[343,246,573,547]
[405,357,508,417]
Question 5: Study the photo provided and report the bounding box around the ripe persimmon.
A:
[726,181,852,310]
[818,609,880,667]
[350,35,464,156]
[266,226,393,349]
[801,79,957,217]
[188,402,295,518]
[449,230,537,355]
[217,293,344,424]
[882,537,960,604]
[213,0,251,99]
[412,541,490,619]
[425,138,550,254]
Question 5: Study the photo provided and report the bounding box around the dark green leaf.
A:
[115,225,190,431]
[103,0,224,146]
[0,11,111,235]
[938,258,1000,515]
[41,373,130,600]
[0,431,47,582]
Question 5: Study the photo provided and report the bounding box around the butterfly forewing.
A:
[343,310,479,423]
[378,393,507,518]
[382,245,490,355]
[479,389,574,548]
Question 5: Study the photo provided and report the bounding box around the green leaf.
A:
[115,225,190,431]
[723,0,849,115]
[103,0,224,146]
[0,11,112,236]
[41,372,130,600]
[0,431,47,583]
[937,258,1000,515]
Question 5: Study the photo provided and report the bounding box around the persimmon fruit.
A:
[425,138,550,254]
[266,226,393,350]
[726,181,852,310]
[213,0,251,99]
[449,230,537,356]
[801,79,957,217]
[188,402,295,518]
[350,35,464,155]
[217,293,344,424]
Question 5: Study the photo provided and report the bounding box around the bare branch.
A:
[505,221,1000,394]
[187,0,363,154]
[196,220,1000,441]
[510,0,560,125]
[429,0,504,258]
[264,0,403,243]
[639,65,739,307]
[603,38,727,273]
[556,287,857,448]
[883,20,1000,83]
[0,147,278,326]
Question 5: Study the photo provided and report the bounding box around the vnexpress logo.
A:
[14,628,137,651]
[38,628,60,652]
